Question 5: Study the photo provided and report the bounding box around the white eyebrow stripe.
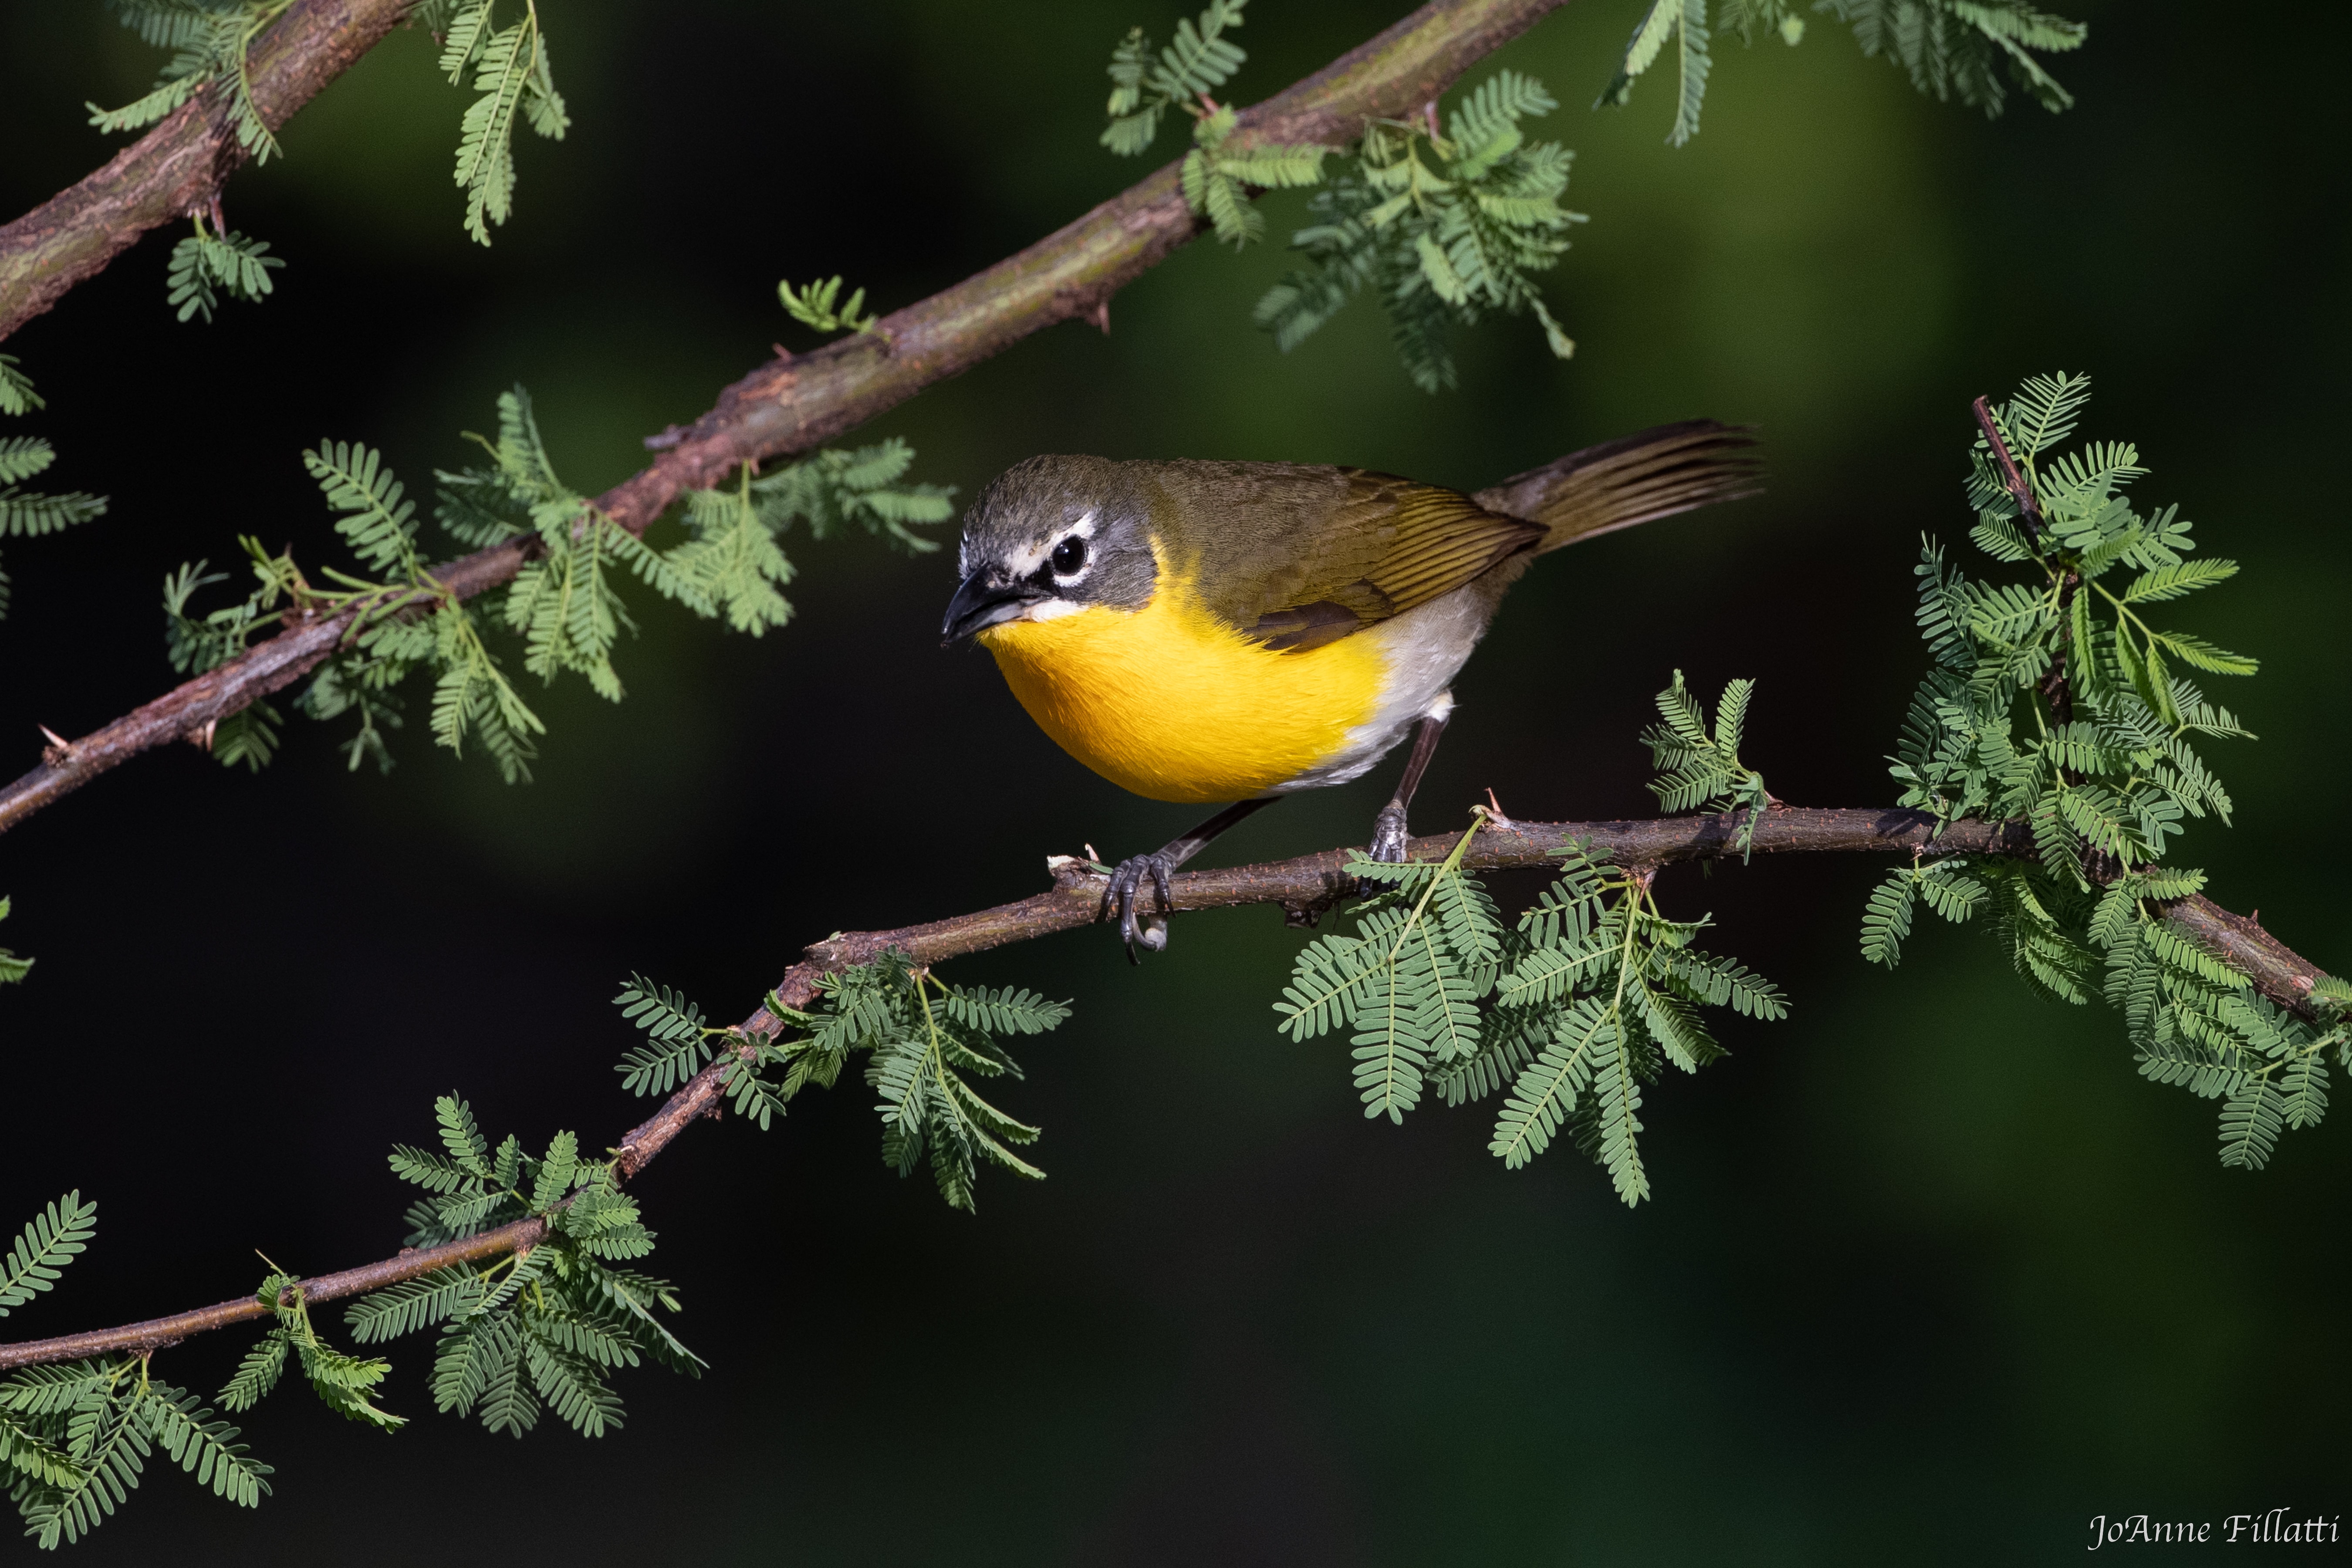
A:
[999,510,1098,579]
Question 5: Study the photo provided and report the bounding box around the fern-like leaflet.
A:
[1279,820,1784,1203]
[1869,372,2351,1168]
[1604,0,2086,143]
[0,356,106,621]
[0,1195,271,1542]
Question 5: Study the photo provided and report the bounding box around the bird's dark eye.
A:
[1051,536,1088,575]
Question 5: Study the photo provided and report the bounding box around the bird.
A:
[940,420,1761,957]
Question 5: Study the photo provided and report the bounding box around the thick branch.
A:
[0,0,1568,837]
[0,0,416,343]
[2,804,2326,1373]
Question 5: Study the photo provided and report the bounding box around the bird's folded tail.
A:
[1473,419,1763,555]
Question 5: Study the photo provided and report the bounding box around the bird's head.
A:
[941,455,1160,645]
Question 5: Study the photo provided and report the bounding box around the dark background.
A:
[1,1,2345,1561]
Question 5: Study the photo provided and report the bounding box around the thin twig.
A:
[0,0,1571,836]
[0,802,2325,1373]
[1970,392,2042,530]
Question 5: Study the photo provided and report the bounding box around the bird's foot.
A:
[1101,851,1177,962]
[1369,803,1410,865]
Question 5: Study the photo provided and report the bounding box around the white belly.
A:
[1271,585,1491,792]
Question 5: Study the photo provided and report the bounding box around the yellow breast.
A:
[978,574,1387,804]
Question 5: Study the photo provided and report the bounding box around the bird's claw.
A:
[1102,851,1178,962]
[1369,803,1410,865]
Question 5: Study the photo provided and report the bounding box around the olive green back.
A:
[1134,461,1540,652]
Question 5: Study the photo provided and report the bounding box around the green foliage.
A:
[162,389,950,782]
[0,897,31,986]
[1892,372,2250,855]
[1180,105,1330,248]
[1832,0,2086,113]
[1278,819,1785,1205]
[357,1095,700,1440]
[669,443,954,636]
[438,0,570,245]
[778,276,882,337]
[744,439,957,554]
[617,957,1072,1210]
[0,357,107,622]
[91,0,287,161]
[1100,0,1250,155]
[1869,371,2351,1169]
[671,473,796,635]
[92,0,293,318]
[1597,0,1713,145]
[0,356,39,419]
[1096,1,1329,247]
[0,1195,270,1545]
[163,217,282,324]
[612,974,715,1097]
[1254,71,1583,391]
[1603,0,2085,142]
[1858,858,1985,967]
[1277,822,1500,1124]
[92,0,569,282]
[1642,670,1772,858]
[219,1273,401,1431]
[0,1195,95,1319]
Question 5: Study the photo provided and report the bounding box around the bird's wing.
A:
[1233,470,1541,653]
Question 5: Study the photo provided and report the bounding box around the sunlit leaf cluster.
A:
[1863,372,2348,1168]
[1277,820,1786,1206]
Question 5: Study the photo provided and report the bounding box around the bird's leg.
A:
[1103,797,1281,962]
[1369,711,1450,864]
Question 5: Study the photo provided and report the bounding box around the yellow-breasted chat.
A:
[942,420,1760,956]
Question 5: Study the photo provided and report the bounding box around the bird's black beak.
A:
[941,571,1042,646]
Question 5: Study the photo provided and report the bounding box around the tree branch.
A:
[0,0,418,343]
[0,0,1570,836]
[1,803,2327,1374]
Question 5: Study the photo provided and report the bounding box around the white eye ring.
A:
[1050,534,1090,578]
